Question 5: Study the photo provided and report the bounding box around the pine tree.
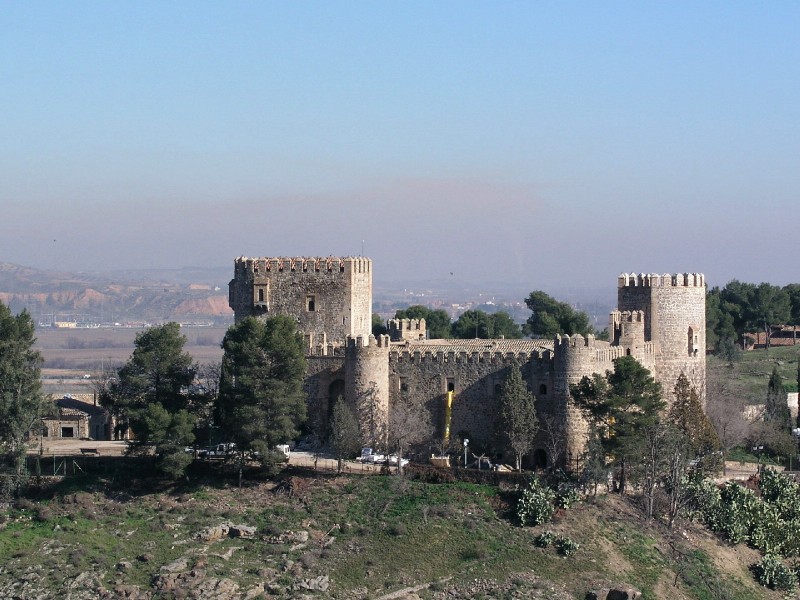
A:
[0,302,45,495]
[103,322,197,478]
[668,373,720,467]
[571,356,665,494]
[500,363,538,471]
[765,366,790,431]
[216,315,307,483]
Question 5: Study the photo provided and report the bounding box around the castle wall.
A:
[388,343,555,461]
[226,255,707,470]
[304,354,346,432]
[228,256,371,343]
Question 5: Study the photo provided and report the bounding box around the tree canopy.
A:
[668,373,720,467]
[0,302,45,495]
[102,322,197,478]
[499,363,538,471]
[707,281,794,352]
[216,316,307,466]
[394,305,451,339]
[451,309,522,339]
[524,291,593,338]
[765,366,791,431]
[571,356,665,494]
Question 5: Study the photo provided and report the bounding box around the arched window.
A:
[538,384,547,395]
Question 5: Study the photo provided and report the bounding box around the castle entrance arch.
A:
[532,449,548,470]
[328,379,345,417]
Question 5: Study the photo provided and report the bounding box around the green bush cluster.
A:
[533,531,556,547]
[554,535,579,556]
[688,469,800,590]
[688,470,800,557]
[555,487,581,510]
[516,478,556,526]
[532,530,578,556]
[753,554,797,591]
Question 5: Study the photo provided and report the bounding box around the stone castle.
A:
[228,256,706,468]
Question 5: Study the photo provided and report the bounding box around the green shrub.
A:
[555,487,581,510]
[554,535,579,557]
[753,554,797,591]
[516,478,556,526]
[533,531,556,548]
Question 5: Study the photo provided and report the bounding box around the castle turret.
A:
[553,334,601,462]
[345,334,391,449]
[388,318,426,341]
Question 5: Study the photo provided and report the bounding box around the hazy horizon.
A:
[3,3,798,290]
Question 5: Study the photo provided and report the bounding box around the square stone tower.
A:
[228,256,372,344]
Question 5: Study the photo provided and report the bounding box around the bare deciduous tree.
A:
[389,394,432,476]
[330,397,360,473]
[539,413,566,470]
[706,371,754,474]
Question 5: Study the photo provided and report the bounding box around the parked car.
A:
[386,455,409,467]
[199,443,236,460]
[358,447,386,464]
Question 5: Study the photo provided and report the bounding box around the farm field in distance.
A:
[35,326,227,394]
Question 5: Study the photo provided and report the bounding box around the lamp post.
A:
[792,429,800,472]
[463,438,469,468]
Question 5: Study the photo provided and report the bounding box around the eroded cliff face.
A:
[0,262,233,322]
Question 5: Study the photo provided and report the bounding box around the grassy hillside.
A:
[708,346,800,401]
[0,462,781,599]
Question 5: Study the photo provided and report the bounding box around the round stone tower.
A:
[553,333,601,463]
[617,273,706,402]
[345,334,391,450]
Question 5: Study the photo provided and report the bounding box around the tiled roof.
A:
[55,396,108,417]
[392,338,558,353]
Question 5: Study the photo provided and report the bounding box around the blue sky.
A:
[2,2,798,289]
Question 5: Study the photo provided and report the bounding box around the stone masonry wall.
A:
[388,342,555,461]
[346,335,390,449]
[617,273,706,402]
[228,256,371,343]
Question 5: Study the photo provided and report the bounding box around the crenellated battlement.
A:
[389,318,425,330]
[347,333,391,349]
[554,333,598,349]
[234,256,372,275]
[390,348,551,365]
[388,318,427,342]
[618,272,705,288]
[610,310,645,324]
[555,333,656,364]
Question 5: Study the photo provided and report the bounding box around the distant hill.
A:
[0,261,233,324]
